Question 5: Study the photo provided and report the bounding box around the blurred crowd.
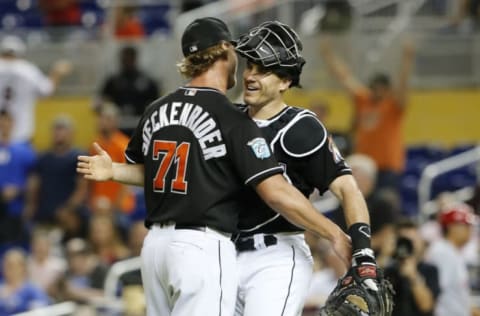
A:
[305,151,480,316]
[0,34,157,315]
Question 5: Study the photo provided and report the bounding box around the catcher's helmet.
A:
[235,21,305,86]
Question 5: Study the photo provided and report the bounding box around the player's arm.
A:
[255,174,351,269]
[48,60,73,91]
[329,175,370,228]
[77,142,144,186]
[394,39,415,109]
[319,38,367,95]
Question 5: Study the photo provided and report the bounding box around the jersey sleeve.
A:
[30,64,54,96]
[281,115,327,157]
[289,118,351,194]
[124,114,147,164]
[225,119,283,186]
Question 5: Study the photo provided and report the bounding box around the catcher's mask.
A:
[319,269,394,316]
[235,21,306,87]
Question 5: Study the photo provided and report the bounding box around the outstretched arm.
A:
[320,39,367,95]
[77,142,144,186]
[49,60,73,91]
[255,174,351,271]
[395,39,415,108]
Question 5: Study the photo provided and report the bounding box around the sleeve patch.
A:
[280,115,327,157]
[328,135,345,163]
[247,137,271,159]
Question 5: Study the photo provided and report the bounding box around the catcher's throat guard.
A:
[319,268,394,316]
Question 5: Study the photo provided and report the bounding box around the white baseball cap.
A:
[0,35,26,56]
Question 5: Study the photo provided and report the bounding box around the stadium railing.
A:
[418,145,480,221]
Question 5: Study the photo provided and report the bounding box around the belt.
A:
[157,222,206,231]
[234,234,277,252]
[155,222,231,238]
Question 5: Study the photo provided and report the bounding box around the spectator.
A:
[425,204,480,316]
[445,0,480,33]
[119,221,148,316]
[28,115,88,226]
[88,214,130,265]
[89,104,136,215]
[38,0,81,26]
[56,206,89,246]
[0,35,72,143]
[0,110,36,245]
[113,6,146,39]
[99,45,160,133]
[0,248,50,315]
[329,154,399,260]
[51,238,107,304]
[320,38,415,194]
[384,219,440,316]
[27,228,67,295]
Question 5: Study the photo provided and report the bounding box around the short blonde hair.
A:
[177,42,229,79]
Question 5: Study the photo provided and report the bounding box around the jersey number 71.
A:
[152,140,190,194]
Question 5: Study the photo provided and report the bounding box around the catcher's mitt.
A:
[319,267,395,316]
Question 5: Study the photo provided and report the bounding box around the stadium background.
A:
[0,0,479,315]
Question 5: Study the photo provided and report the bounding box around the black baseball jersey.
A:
[237,105,352,234]
[125,87,283,233]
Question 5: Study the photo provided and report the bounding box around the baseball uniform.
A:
[125,86,283,316]
[234,105,351,316]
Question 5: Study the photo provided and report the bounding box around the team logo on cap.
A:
[247,137,271,159]
[189,45,198,53]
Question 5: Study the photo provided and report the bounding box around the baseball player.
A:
[233,21,379,316]
[77,17,351,316]
[0,35,72,143]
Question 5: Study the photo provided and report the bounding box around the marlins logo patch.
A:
[328,135,344,163]
[247,137,271,159]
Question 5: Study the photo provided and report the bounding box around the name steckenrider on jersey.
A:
[124,87,283,232]
[237,105,352,234]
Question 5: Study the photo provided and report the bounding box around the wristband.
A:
[347,222,372,252]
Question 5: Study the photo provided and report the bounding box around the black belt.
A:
[157,222,206,231]
[234,234,277,252]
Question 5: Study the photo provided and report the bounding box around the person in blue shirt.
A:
[28,115,88,226]
[0,248,50,315]
[0,110,36,244]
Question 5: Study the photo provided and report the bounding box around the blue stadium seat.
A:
[400,144,477,216]
[138,5,171,35]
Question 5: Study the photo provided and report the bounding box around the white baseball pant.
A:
[141,224,237,316]
[235,233,314,316]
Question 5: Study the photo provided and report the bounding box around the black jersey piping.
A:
[180,86,223,95]
[239,213,281,233]
[125,153,137,164]
[244,166,284,185]
[250,106,291,126]
[280,246,296,316]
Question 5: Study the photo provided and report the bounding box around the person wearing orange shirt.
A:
[89,104,135,214]
[114,6,146,39]
[320,38,415,194]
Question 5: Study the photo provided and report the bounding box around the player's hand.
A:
[77,142,113,181]
[403,38,415,59]
[352,248,379,291]
[52,59,73,77]
[2,185,20,202]
[331,231,352,273]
